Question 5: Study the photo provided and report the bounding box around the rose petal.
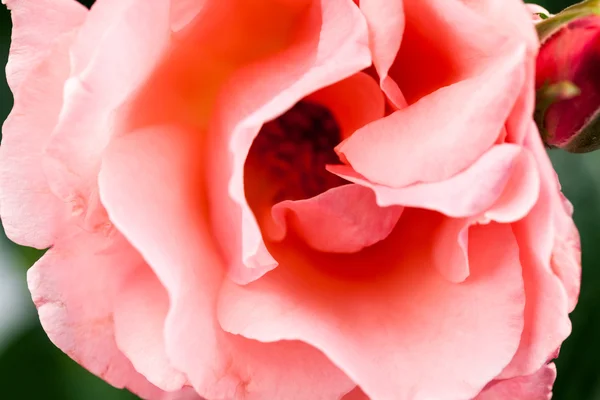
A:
[483,146,540,223]
[305,71,385,140]
[219,217,525,400]
[357,0,407,108]
[269,184,403,253]
[99,125,355,400]
[431,217,472,283]
[429,141,540,284]
[329,141,540,284]
[114,267,188,392]
[329,144,534,219]
[475,363,556,400]
[551,195,581,312]
[460,0,538,144]
[336,41,526,188]
[43,0,171,229]
[0,33,73,248]
[462,0,539,51]
[500,129,572,378]
[396,0,519,102]
[204,0,371,284]
[0,0,87,247]
[2,0,86,92]
[27,228,175,400]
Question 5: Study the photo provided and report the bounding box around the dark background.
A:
[0,1,595,399]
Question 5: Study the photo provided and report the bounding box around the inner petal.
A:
[388,0,511,106]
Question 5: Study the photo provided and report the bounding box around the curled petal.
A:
[114,267,189,392]
[269,184,403,253]
[204,0,371,283]
[551,195,581,312]
[358,0,407,108]
[330,144,538,220]
[0,34,73,248]
[458,0,539,144]
[99,125,355,399]
[336,43,526,188]
[43,0,171,228]
[219,220,525,400]
[475,364,556,400]
[500,131,572,379]
[27,228,176,400]
[431,217,472,283]
[3,0,86,92]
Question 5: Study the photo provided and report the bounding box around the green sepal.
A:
[536,0,600,44]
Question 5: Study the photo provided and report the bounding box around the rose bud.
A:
[534,0,600,152]
[0,1,580,399]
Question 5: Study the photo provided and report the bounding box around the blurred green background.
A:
[0,0,596,399]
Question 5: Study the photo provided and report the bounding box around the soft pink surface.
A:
[99,126,355,399]
[0,0,580,399]
[0,0,86,248]
[475,363,556,400]
[340,364,556,400]
[219,221,526,400]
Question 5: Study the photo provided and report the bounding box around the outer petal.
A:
[475,364,556,400]
[551,195,581,312]
[336,43,526,188]
[0,33,72,248]
[501,127,572,378]
[99,125,355,400]
[461,0,538,51]
[42,0,171,233]
[27,228,177,400]
[460,0,538,144]
[3,0,86,92]
[114,267,188,392]
[219,219,525,400]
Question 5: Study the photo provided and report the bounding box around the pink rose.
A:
[0,0,580,399]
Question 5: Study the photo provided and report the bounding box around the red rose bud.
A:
[535,0,600,152]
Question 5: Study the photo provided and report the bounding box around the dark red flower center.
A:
[245,101,347,204]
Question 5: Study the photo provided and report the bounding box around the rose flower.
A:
[0,0,580,399]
